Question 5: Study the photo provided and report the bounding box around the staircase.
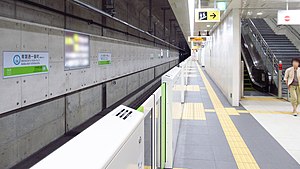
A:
[251,19,300,96]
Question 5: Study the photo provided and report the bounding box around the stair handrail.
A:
[245,19,280,87]
[270,18,300,41]
[248,19,279,66]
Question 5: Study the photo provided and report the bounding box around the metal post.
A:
[181,65,185,103]
[185,59,188,85]
[271,56,274,84]
[161,7,170,41]
[163,9,166,39]
[241,61,244,98]
[148,0,152,34]
[278,61,282,99]
[169,19,172,43]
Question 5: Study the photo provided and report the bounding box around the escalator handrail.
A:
[241,49,266,88]
[247,19,279,67]
[241,32,267,88]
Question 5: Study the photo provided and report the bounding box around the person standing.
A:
[284,58,300,116]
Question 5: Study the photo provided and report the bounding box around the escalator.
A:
[241,18,300,97]
[241,22,269,92]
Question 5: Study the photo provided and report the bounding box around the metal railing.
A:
[243,19,280,87]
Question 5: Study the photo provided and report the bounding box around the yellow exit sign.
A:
[195,8,220,22]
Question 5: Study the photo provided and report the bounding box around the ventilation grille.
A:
[115,109,133,120]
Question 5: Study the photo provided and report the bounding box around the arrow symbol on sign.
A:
[210,13,216,19]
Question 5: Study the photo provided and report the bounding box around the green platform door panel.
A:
[161,83,166,169]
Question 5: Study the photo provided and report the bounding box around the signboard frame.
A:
[98,52,112,65]
[3,51,49,79]
[64,30,91,71]
[277,10,300,25]
[195,8,221,22]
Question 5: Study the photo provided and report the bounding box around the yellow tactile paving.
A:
[248,110,293,115]
[144,166,185,169]
[173,85,200,92]
[237,110,249,113]
[241,97,283,102]
[196,62,260,169]
[182,103,194,120]
[182,103,206,120]
[237,109,293,115]
[173,85,186,91]
[186,85,200,91]
[225,108,240,115]
[194,103,206,120]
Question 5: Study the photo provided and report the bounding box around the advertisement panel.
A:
[65,31,90,70]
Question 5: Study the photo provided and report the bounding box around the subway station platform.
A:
[172,61,300,169]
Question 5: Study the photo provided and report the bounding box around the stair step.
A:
[270,47,298,50]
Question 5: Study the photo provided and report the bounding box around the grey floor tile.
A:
[174,159,216,169]
[215,161,238,169]
[212,146,235,162]
[175,144,215,161]
[208,134,228,146]
[181,120,207,127]
[177,133,211,146]
[180,125,209,135]
[231,114,300,169]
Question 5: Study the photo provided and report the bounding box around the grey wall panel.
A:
[0,114,16,146]
[0,19,22,113]
[139,68,155,87]
[48,29,64,62]
[106,77,127,107]
[21,23,48,51]
[15,98,65,138]
[0,18,179,115]
[0,138,18,169]
[155,64,164,78]
[21,74,49,107]
[48,62,67,98]
[0,97,65,169]
[16,117,64,161]
[66,85,102,131]
[0,1,15,18]
[127,73,140,94]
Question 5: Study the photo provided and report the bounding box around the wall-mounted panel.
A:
[106,78,127,107]
[0,19,22,113]
[48,62,67,98]
[0,17,180,114]
[48,29,64,62]
[21,23,48,51]
[66,85,102,130]
[21,74,49,106]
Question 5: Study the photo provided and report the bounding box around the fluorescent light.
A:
[257,12,263,15]
[217,2,226,11]
[207,25,211,27]
[188,0,195,36]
